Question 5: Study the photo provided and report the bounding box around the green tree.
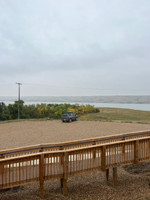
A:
[0,102,10,120]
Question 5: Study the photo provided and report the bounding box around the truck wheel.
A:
[69,119,72,122]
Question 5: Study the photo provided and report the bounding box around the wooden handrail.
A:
[0,135,150,161]
[0,130,150,156]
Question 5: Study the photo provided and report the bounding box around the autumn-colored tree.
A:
[0,102,99,121]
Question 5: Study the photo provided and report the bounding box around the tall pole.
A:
[16,82,22,119]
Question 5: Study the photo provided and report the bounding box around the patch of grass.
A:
[123,162,150,175]
[79,107,150,124]
[1,107,150,124]
[124,164,134,170]
[0,118,58,124]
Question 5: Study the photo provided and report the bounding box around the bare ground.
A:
[0,120,150,199]
[1,120,150,149]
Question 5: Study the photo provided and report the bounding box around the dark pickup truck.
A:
[61,112,78,122]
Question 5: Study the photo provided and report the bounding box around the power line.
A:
[22,82,150,93]
[0,82,149,94]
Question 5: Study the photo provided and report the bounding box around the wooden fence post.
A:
[39,154,44,199]
[106,168,109,181]
[92,141,96,159]
[62,152,68,196]
[59,146,64,165]
[59,146,64,191]
[0,154,4,188]
[113,164,117,186]
[149,139,150,157]
[134,140,139,164]
[122,137,125,154]
[101,146,106,171]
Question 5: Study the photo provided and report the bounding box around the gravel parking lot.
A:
[1,120,150,150]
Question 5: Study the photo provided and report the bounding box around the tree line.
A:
[0,101,99,121]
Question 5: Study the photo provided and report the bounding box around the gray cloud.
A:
[0,0,150,96]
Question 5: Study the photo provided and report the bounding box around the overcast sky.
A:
[0,0,150,96]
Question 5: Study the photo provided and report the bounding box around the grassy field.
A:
[79,107,150,124]
[1,107,150,124]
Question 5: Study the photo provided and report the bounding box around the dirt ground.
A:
[0,120,150,199]
[1,120,150,150]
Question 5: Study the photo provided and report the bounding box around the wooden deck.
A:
[0,131,150,198]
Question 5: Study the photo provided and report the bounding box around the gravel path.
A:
[0,120,150,199]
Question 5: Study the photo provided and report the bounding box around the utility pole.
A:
[16,82,22,119]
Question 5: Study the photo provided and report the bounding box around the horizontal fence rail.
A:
[0,136,150,198]
[0,130,150,159]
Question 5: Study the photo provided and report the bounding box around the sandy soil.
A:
[0,120,150,199]
[1,120,150,150]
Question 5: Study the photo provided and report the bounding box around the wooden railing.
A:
[0,136,150,198]
[0,130,150,158]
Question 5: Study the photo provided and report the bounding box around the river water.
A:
[1,100,150,111]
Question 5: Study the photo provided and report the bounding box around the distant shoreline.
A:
[1,95,150,104]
